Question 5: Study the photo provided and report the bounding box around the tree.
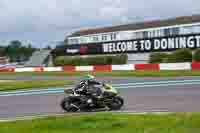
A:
[44,45,52,50]
[0,46,6,56]
[5,41,36,62]
[148,49,193,63]
[172,48,192,62]
[5,40,22,62]
[149,52,169,63]
[10,40,22,47]
[193,49,200,62]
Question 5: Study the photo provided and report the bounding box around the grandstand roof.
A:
[68,15,200,38]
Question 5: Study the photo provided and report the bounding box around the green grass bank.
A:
[0,80,73,92]
[1,70,200,77]
[0,113,200,133]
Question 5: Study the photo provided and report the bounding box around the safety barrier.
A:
[135,64,159,70]
[0,62,200,72]
[76,66,93,71]
[112,64,135,71]
[191,62,200,70]
[0,68,14,72]
[159,63,191,70]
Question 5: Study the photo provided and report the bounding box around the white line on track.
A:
[1,79,200,96]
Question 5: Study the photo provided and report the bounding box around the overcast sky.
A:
[0,0,199,48]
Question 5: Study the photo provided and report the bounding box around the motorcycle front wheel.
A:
[107,96,124,110]
[60,97,80,112]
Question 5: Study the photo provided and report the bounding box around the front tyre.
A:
[107,96,124,110]
[60,98,79,112]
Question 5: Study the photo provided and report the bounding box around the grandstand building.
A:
[53,15,200,63]
[0,57,9,64]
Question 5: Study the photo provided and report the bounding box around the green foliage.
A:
[0,46,6,56]
[0,40,37,62]
[149,48,193,63]
[149,52,169,63]
[54,54,127,66]
[163,54,177,63]
[44,45,52,50]
[193,49,200,62]
[171,48,192,62]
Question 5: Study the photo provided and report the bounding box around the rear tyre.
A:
[107,96,124,110]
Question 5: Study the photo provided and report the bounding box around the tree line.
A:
[0,40,52,62]
[149,48,200,63]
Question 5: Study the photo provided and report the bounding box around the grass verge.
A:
[1,70,200,77]
[0,113,200,133]
[0,80,74,92]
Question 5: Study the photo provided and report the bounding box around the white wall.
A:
[127,53,150,64]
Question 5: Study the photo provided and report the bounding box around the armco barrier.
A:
[2,62,200,72]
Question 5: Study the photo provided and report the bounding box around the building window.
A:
[102,34,108,41]
[164,28,170,36]
[111,33,117,40]
[143,31,148,38]
[193,25,200,33]
[174,27,179,35]
[156,30,161,37]
[153,30,157,37]
[71,38,79,44]
[148,31,154,38]
[84,37,90,43]
[89,36,93,43]
[135,32,143,39]
[180,26,191,34]
[160,29,164,37]
[132,32,136,39]
[93,36,99,42]
[68,39,72,44]
[169,27,179,35]
[70,39,73,44]
[79,37,87,44]
[147,31,151,38]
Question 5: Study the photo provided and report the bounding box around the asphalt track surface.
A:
[1,75,200,119]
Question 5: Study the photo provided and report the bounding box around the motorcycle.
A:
[60,81,124,112]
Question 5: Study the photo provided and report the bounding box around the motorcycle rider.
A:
[75,74,103,107]
[80,74,102,96]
